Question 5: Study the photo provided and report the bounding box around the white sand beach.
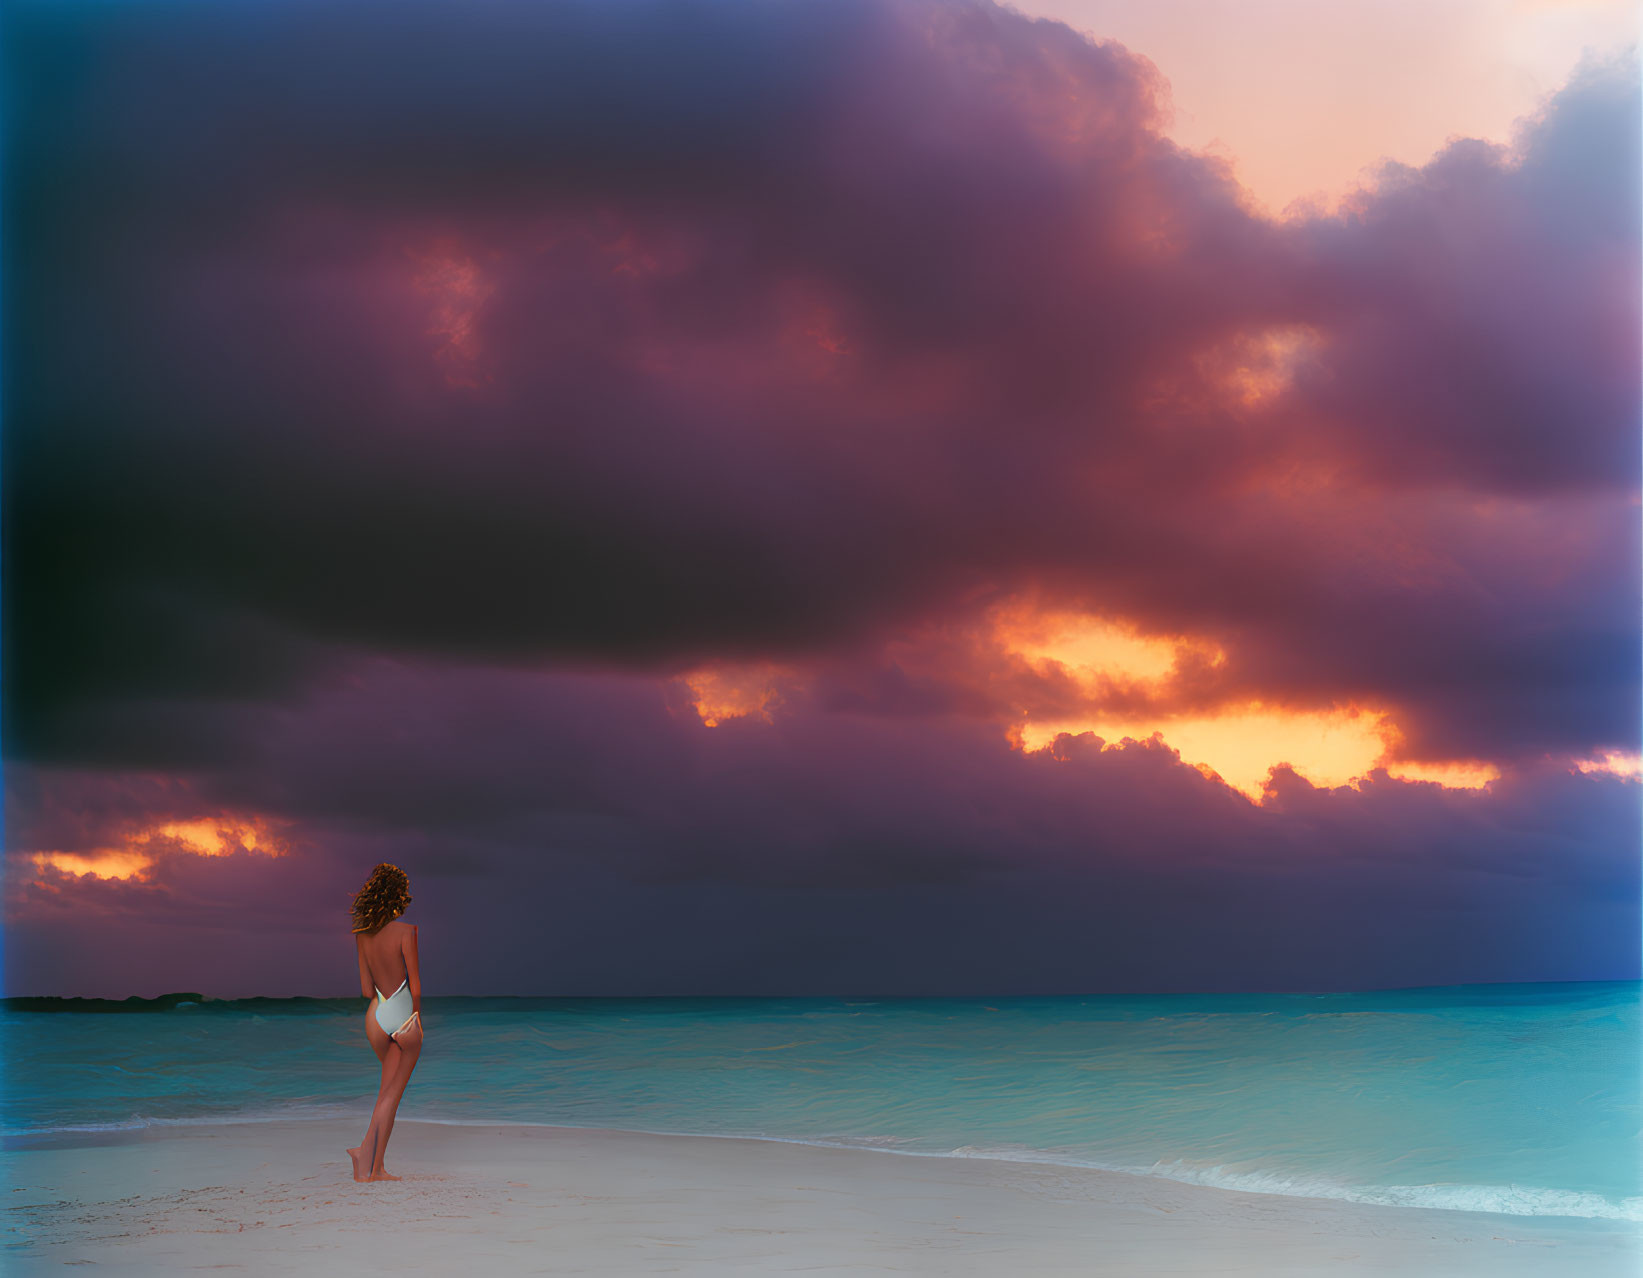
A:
[4,1119,1637,1275]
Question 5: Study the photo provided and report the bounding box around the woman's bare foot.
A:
[347,1146,369,1182]
[367,1170,402,1181]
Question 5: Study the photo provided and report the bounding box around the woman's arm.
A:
[404,925,421,1015]
[356,934,374,1000]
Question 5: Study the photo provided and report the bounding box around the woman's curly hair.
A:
[350,863,412,934]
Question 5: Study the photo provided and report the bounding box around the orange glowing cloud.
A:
[1385,759,1503,789]
[680,662,792,727]
[993,598,1222,685]
[30,816,286,884]
[1574,750,1643,780]
[31,849,157,881]
[1013,703,1501,801]
[1011,702,1387,799]
[993,606,1499,800]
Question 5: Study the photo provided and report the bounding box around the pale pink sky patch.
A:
[1013,0,1638,216]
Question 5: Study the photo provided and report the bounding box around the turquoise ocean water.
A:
[4,982,1638,1220]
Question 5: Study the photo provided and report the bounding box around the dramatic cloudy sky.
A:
[4,0,1638,997]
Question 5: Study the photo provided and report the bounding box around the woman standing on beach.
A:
[347,863,425,1182]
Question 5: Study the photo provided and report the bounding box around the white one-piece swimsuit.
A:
[374,978,418,1039]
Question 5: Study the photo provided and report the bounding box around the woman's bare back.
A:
[356,918,417,994]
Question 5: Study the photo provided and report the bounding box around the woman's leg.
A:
[349,1003,395,1182]
[365,1017,423,1179]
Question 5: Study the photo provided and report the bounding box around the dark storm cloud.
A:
[7,0,1634,771]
